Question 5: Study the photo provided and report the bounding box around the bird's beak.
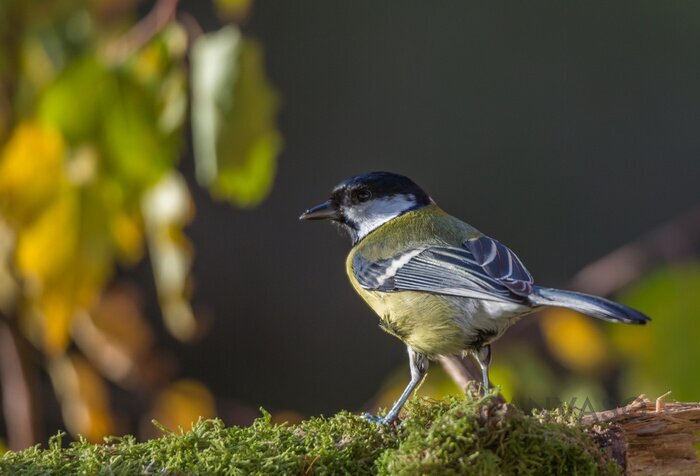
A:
[299,200,341,221]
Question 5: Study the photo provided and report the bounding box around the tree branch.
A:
[571,204,700,296]
[104,0,180,63]
[0,316,38,450]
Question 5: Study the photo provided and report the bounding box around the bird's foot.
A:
[361,412,398,426]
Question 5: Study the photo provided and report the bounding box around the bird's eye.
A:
[355,189,372,203]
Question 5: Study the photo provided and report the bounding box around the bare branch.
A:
[0,317,38,449]
[571,204,700,296]
[104,0,180,63]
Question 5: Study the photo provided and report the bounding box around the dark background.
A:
[167,1,700,416]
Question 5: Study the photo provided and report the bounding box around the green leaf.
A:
[38,56,180,189]
[101,71,179,189]
[611,264,700,401]
[191,25,281,208]
[37,57,106,142]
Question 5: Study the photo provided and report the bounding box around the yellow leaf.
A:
[14,185,113,354]
[39,286,75,355]
[14,190,74,280]
[150,379,215,435]
[16,189,77,284]
[48,354,115,442]
[73,285,155,385]
[540,309,610,373]
[131,38,169,85]
[0,122,65,223]
[110,211,144,263]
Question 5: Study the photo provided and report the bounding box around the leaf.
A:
[37,58,106,143]
[101,71,179,188]
[13,188,84,354]
[0,121,65,224]
[15,187,77,283]
[142,171,196,341]
[191,26,281,207]
[37,284,78,356]
[611,264,700,401]
[48,353,115,442]
[14,183,115,354]
[38,57,180,190]
[2,25,192,356]
[72,285,156,386]
[147,379,215,438]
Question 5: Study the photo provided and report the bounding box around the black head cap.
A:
[331,171,431,206]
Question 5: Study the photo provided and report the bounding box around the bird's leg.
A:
[364,348,428,425]
[471,345,492,393]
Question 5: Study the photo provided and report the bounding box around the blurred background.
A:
[1,0,699,451]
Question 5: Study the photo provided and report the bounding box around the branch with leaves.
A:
[0,0,280,448]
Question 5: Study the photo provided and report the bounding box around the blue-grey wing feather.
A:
[353,236,534,303]
[464,236,533,296]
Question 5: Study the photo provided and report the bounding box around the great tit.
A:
[300,172,650,424]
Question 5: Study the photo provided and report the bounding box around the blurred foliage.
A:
[0,0,280,445]
[147,379,216,438]
[613,264,700,402]
[191,25,281,207]
[48,353,116,441]
[540,308,610,374]
[0,394,620,475]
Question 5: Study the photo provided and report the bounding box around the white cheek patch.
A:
[345,194,417,241]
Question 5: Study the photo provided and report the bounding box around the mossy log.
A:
[0,394,698,475]
[584,396,700,475]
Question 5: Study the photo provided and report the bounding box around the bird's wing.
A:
[353,235,534,303]
[463,235,534,296]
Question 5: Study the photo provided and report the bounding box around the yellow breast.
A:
[345,209,475,357]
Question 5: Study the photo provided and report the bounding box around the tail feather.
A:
[530,287,650,324]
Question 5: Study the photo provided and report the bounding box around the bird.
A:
[299,171,650,424]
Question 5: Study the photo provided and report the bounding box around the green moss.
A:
[0,394,620,475]
[377,395,619,475]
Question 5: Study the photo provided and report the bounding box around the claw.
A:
[361,412,396,425]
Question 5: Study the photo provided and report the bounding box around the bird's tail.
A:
[530,286,650,324]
